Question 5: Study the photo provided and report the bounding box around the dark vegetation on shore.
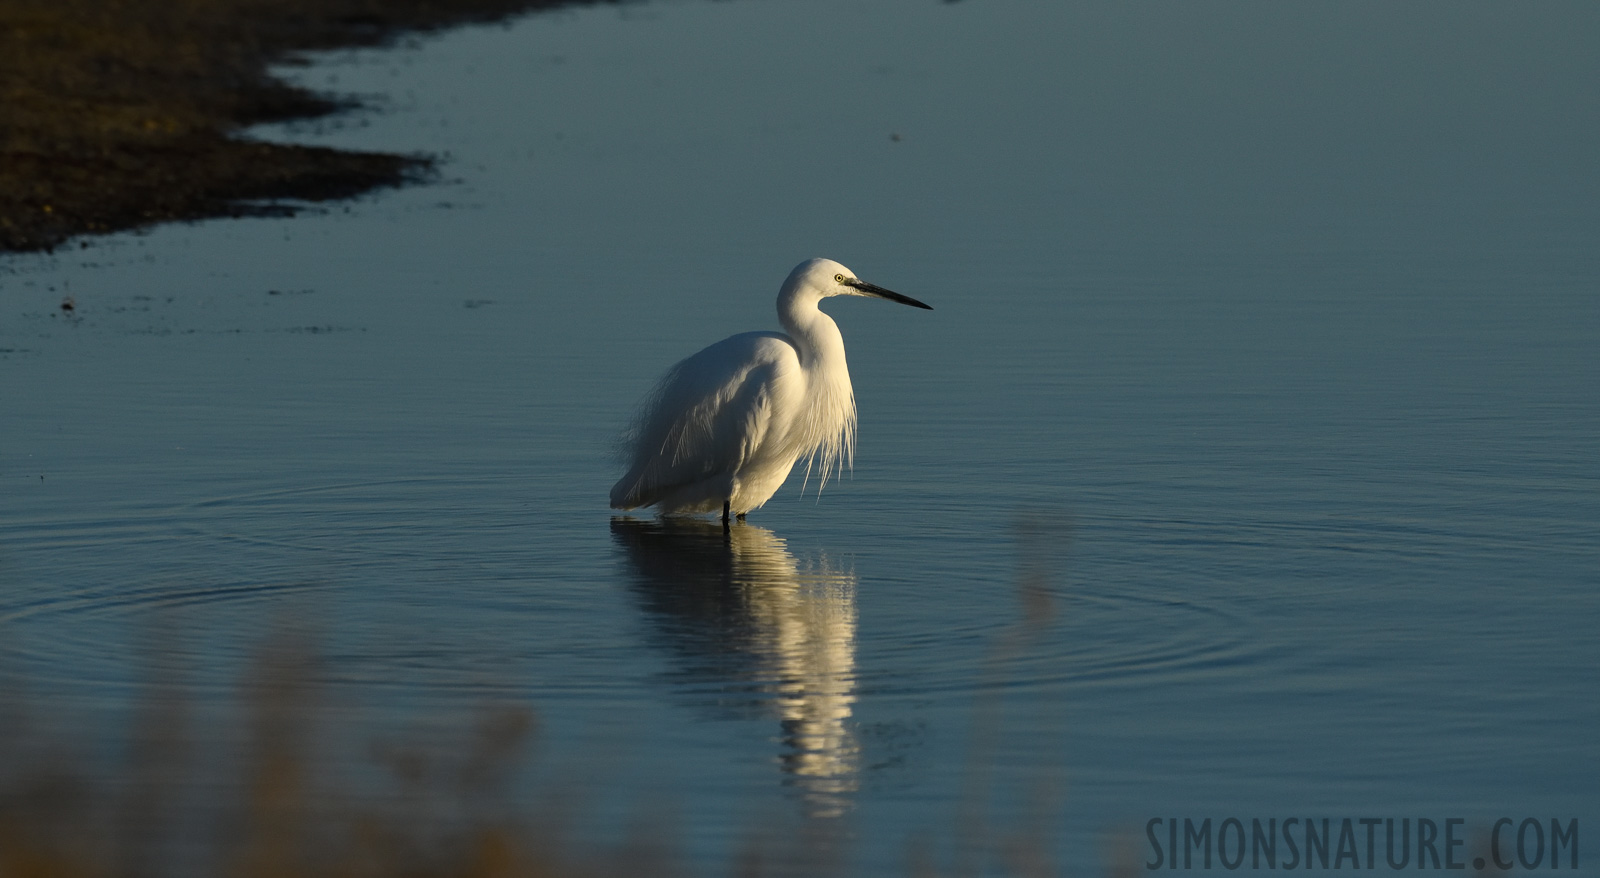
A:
[0,0,581,253]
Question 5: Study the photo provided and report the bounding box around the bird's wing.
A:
[610,332,799,510]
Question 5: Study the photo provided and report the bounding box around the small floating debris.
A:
[60,295,76,312]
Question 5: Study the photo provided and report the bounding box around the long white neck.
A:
[775,279,857,492]
[778,285,847,370]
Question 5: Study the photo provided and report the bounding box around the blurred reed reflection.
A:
[609,517,859,819]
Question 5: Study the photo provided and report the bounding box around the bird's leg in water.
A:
[722,500,731,524]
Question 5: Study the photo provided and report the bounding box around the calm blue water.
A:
[3,1,1598,873]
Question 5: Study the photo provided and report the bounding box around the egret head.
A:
[784,258,932,310]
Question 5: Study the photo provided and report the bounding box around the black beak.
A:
[845,278,932,310]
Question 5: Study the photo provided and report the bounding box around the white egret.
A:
[610,258,931,522]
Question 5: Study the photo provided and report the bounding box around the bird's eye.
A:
[834,274,846,283]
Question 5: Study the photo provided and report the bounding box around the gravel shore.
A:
[0,0,580,252]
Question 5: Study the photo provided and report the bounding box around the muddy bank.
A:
[0,0,583,253]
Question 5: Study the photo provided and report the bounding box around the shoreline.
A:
[0,0,582,253]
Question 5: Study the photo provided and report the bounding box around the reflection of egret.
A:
[610,517,859,818]
[609,258,931,522]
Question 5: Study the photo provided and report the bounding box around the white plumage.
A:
[610,258,931,521]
